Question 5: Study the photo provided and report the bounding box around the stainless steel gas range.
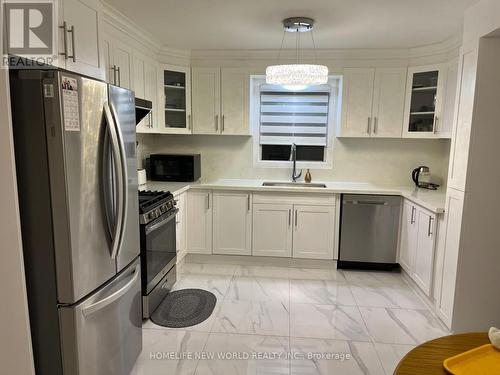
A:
[138,190,178,318]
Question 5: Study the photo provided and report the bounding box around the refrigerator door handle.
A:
[103,102,125,260]
[82,265,140,316]
[109,101,129,260]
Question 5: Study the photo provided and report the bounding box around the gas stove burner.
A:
[138,190,176,224]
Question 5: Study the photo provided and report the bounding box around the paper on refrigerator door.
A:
[61,76,81,131]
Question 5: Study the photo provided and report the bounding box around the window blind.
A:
[259,88,330,146]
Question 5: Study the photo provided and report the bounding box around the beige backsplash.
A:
[137,134,450,187]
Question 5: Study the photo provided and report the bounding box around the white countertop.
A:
[140,179,446,214]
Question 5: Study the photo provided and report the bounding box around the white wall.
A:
[0,71,35,374]
[138,133,450,186]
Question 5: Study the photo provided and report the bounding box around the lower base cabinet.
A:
[186,190,212,254]
[252,202,336,259]
[399,199,437,296]
[252,204,293,257]
[293,205,335,259]
[213,191,252,255]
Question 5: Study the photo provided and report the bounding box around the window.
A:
[251,76,341,169]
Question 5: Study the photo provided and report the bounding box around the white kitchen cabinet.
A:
[339,68,406,138]
[413,208,436,295]
[340,68,375,137]
[399,199,437,296]
[252,204,293,257]
[292,205,335,259]
[175,192,187,263]
[186,190,212,254]
[192,67,221,135]
[434,188,464,327]
[403,64,447,138]
[220,68,250,135]
[447,51,477,191]
[111,39,133,89]
[135,56,158,132]
[160,65,192,134]
[399,201,418,273]
[58,0,105,80]
[371,68,407,138]
[101,34,133,89]
[213,192,252,255]
[439,59,459,138]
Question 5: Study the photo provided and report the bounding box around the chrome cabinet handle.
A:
[111,65,117,85]
[59,22,69,59]
[206,194,210,210]
[410,206,415,224]
[288,209,291,227]
[222,115,225,133]
[215,115,219,131]
[117,66,121,87]
[247,194,250,211]
[373,117,378,134]
[188,114,192,130]
[367,117,371,134]
[295,210,298,227]
[428,217,434,236]
[67,25,76,62]
[434,116,439,134]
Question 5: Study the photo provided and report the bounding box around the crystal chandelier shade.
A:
[266,17,328,89]
[266,64,329,87]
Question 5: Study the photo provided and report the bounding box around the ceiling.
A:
[106,0,479,50]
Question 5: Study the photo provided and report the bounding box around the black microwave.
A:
[147,154,201,182]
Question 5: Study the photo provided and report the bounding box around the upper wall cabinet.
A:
[192,67,221,135]
[221,68,250,135]
[57,0,105,80]
[159,65,192,134]
[192,67,250,135]
[102,35,133,90]
[403,64,452,139]
[339,67,406,138]
[134,55,158,132]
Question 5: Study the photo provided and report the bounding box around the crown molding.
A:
[102,2,162,52]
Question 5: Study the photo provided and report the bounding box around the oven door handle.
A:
[145,209,178,235]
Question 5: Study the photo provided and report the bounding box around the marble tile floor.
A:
[132,260,449,375]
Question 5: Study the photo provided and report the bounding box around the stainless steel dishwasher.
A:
[338,194,401,270]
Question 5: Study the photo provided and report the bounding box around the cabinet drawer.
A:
[253,192,336,206]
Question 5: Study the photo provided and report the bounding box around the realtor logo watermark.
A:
[2,0,57,68]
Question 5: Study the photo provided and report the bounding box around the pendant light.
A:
[266,17,328,90]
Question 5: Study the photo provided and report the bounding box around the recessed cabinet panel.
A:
[220,68,249,135]
[192,67,221,135]
[62,0,104,80]
[213,192,252,255]
[292,205,335,259]
[252,204,293,257]
[186,191,212,254]
[413,209,436,295]
[371,68,407,138]
[340,68,375,137]
[399,201,418,273]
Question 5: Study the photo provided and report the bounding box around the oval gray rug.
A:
[150,289,217,328]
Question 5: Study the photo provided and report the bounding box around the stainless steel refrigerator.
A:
[10,69,142,375]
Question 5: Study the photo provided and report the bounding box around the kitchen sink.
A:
[262,182,327,188]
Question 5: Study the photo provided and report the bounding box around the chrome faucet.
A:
[290,143,302,182]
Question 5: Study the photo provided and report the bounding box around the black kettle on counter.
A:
[412,166,440,190]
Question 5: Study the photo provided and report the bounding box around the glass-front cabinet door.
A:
[403,65,445,138]
[160,65,192,134]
